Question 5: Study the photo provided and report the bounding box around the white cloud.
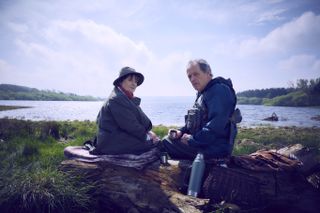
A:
[254,8,287,24]
[48,20,155,82]
[233,12,320,57]
[52,20,151,54]
[212,11,320,92]
[181,0,286,26]
[137,51,193,96]
[7,22,29,33]
[312,60,320,71]
[1,0,319,96]
[0,58,36,87]
[0,59,13,73]
[278,54,320,74]
[265,0,285,4]
[8,19,194,96]
[15,39,56,60]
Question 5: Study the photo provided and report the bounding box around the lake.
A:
[0,98,320,127]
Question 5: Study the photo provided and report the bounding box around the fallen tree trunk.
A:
[60,144,320,213]
[59,159,208,213]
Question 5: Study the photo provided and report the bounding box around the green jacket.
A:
[95,87,154,155]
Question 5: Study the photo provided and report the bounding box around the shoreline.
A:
[0,118,319,150]
[0,117,319,129]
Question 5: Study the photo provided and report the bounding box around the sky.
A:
[0,0,319,98]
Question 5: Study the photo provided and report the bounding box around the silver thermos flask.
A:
[187,153,205,197]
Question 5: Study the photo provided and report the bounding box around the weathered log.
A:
[202,144,320,212]
[277,143,320,175]
[60,144,320,212]
[59,159,208,213]
[202,165,320,212]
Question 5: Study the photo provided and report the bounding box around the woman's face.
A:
[120,74,139,93]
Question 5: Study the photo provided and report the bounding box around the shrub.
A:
[153,125,169,138]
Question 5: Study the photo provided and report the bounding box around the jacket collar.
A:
[114,87,141,106]
[199,77,233,94]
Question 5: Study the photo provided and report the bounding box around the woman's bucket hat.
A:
[113,67,144,86]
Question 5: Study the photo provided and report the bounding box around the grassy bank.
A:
[234,126,320,155]
[0,118,319,212]
[0,119,96,212]
[0,105,31,111]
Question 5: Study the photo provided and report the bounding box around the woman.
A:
[92,66,159,155]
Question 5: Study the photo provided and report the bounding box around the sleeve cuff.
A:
[187,135,197,147]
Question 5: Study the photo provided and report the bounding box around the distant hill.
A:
[237,78,320,107]
[0,84,103,101]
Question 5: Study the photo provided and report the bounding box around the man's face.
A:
[187,63,212,92]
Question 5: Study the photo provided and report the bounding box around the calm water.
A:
[0,98,320,127]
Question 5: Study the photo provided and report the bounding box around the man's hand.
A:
[181,133,191,145]
[168,129,182,140]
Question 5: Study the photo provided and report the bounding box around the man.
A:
[161,59,238,160]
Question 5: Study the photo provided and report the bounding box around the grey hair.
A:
[187,59,212,76]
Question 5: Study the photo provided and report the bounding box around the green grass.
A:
[0,137,92,212]
[153,125,320,156]
[0,118,319,212]
[233,126,320,155]
[0,119,94,212]
[0,165,91,213]
[152,124,179,138]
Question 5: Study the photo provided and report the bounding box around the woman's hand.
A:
[148,131,160,143]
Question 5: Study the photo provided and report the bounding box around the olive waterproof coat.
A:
[94,87,154,155]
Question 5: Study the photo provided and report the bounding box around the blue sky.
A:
[0,0,319,97]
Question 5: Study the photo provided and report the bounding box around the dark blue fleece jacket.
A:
[185,77,237,158]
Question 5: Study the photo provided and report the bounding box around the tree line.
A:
[0,84,102,101]
[237,78,320,106]
[237,78,320,98]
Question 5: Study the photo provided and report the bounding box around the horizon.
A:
[1,0,319,97]
[1,80,313,99]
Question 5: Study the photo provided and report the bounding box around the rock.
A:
[237,139,257,146]
[237,139,266,151]
[311,115,320,121]
[263,112,279,121]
